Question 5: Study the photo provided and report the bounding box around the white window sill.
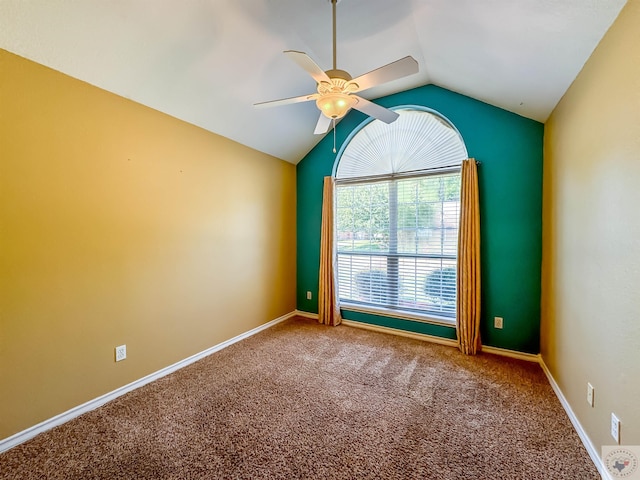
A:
[339,302,456,327]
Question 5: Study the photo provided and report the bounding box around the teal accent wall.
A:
[296,84,543,354]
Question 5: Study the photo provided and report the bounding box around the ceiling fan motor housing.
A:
[317,70,357,95]
[325,69,352,82]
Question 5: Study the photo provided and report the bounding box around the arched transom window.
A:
[334,108,468,322]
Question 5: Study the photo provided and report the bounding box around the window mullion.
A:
[388,181,398,307]
[440,177,445,257]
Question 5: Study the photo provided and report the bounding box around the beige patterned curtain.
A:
[456,159,481,354]
[318,176,342,326]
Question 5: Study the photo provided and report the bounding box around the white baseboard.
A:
[538,358,609,480]
[323,311,541,363]
[0,311,297,454]
[341,319,459,348]
[482,345,540,363]
[297,310,458,347]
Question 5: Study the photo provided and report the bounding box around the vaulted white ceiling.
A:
[0,0,627,164]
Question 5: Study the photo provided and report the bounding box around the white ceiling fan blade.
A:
[254,93,317,109]
[314,113,332,135]
[284,50,331,84]
[352,96,399,124]
[348,56,419,93]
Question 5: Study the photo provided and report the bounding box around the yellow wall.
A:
[542,0,640,450]
[0,49,296,440]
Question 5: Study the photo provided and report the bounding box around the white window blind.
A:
[336,173,461,318]
[335,108,468,179]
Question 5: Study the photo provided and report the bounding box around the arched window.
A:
[334,107,467,323]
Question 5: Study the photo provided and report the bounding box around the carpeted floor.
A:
[1,316,599,479]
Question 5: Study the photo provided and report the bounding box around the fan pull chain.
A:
[332,119,337,153]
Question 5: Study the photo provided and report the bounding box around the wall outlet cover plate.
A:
[115,345,127,362]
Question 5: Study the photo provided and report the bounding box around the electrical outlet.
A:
[115,345,127,362]
[587,383,594,407]
[306,291,312,300]
[611,413,620,444]
[494,316,503,329]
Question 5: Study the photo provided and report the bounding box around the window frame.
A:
[335,167,461,326]
[332,107,467,327]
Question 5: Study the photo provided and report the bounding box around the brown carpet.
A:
[1,316,598,479]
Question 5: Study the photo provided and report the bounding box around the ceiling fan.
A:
[254,0,419,136]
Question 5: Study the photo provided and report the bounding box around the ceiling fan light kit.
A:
[254,0,419,135]
[317,93,357,119]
